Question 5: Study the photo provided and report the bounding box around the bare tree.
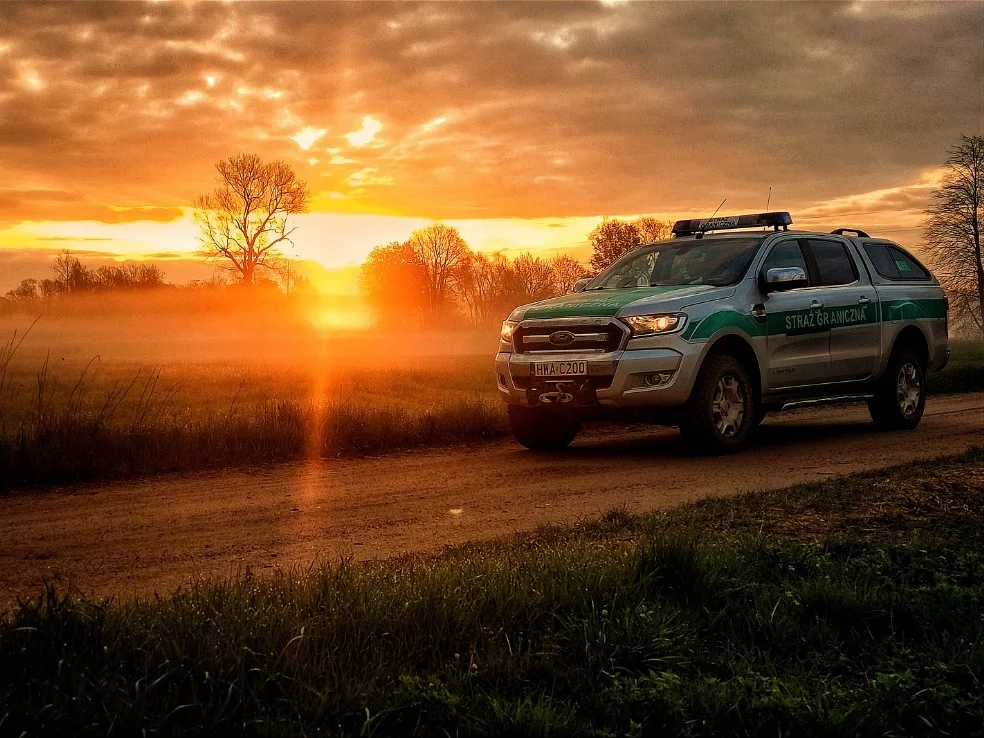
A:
[407,223,471,314]
[94,263,165,290]
[513,253,556,303]
[550,254,590,293]
[195,153,309,286]
[456,251,517,326]
[634,216,672,243]
[53,251,94,292]
[588,218,642,273]
[924,135,984,335]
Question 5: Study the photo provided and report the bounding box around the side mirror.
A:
[572,278,591,293]
[762,266,808,294]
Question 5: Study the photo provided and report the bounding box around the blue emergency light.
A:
[671,211,792,238]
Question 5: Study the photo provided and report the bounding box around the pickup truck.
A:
[495,212,949,452]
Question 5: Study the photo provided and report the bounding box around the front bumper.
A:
[495,344,700,409]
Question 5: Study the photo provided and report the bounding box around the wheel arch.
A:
[890,324,930,368]
[695,332,763,404]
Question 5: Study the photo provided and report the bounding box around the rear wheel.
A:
[507,405,580,451]
[868,347,926,430]
[679,354,756,453]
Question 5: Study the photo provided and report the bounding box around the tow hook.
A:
[526,380,598,406]
[536,383,575,404]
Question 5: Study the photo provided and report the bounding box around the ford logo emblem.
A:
[548,330,576,346]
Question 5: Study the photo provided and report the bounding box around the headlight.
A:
[500,320,519,342]
[623,313,686,336]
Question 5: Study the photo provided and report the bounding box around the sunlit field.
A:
[0,292,504,491]
[1,294,981,492]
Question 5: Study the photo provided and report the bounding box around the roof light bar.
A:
[671,211,792,238]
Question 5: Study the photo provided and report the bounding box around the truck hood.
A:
[518,284,731,320]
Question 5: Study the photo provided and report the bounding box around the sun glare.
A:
[309,303,374,332]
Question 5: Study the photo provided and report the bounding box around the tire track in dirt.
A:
[2,393,982,608]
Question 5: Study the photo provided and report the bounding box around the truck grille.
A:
[513,322,626,354]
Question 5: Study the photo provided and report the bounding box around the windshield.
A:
[587,236,765,290]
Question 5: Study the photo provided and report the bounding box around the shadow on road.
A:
[522,416,891,462]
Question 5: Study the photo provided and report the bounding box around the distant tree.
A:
[94,263,166,290]
[39,279,62,297]
[53,251,95,292]
[634,216,672,243]
[550,254,590,293]
[456,251,517,326]
[359,241,428,324]
[513,253,556,303]
[588,218,642,273]
[924,135,984,335]
[407,223,471,314]
[195,153,309,286]
[5,278,41,301]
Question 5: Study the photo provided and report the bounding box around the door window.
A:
[807,240,858,286]
[761,240,810,283]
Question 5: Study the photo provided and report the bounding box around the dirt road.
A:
[2,393,982,609]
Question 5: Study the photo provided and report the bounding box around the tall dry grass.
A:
[0,323,507,491]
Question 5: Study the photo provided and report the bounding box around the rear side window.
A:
[863,242,931,281]
[807,239,858,286]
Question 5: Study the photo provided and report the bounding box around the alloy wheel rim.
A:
[896,362,921,417]
[712,375,745,437]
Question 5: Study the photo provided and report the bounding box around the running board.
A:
[778,394,874,411]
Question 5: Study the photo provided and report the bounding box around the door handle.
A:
[858,296,871,306]
[810,300,824,311]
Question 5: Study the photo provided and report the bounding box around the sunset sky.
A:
[0,1,981,292]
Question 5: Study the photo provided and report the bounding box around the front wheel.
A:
[507,405,580,451]
[679,354,756,453]
[868,348,926,430]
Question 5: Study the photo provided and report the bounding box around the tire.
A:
[507,405,580,451]
[679,354,756,453]
[868,347,926,430]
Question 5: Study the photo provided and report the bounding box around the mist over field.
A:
[0,289,495,367]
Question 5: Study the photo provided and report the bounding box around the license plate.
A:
[531,361,588,378]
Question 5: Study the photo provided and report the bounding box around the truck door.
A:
[760,238,831,390]
[804,238,880,382]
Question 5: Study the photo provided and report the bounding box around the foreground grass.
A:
[1,337,980,492]
[3,448,984,736]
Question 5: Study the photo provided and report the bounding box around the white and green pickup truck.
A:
[495,212,949,452]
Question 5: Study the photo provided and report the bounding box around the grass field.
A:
[2,448,983,736]
[1,314,981,491]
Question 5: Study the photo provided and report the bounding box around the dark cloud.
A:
[0,1,979,222]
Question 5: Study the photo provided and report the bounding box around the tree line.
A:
[3,252,166,303]
[357,217,672,327]
[3,138,980,335]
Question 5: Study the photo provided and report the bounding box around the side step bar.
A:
[778,394,874,411]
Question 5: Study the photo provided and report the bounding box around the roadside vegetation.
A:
[0,328,981,492]
[3,448,983,736]
[926,337,984,394]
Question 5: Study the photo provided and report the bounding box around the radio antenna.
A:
[766,186,772,211]
[710,198,726,218]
